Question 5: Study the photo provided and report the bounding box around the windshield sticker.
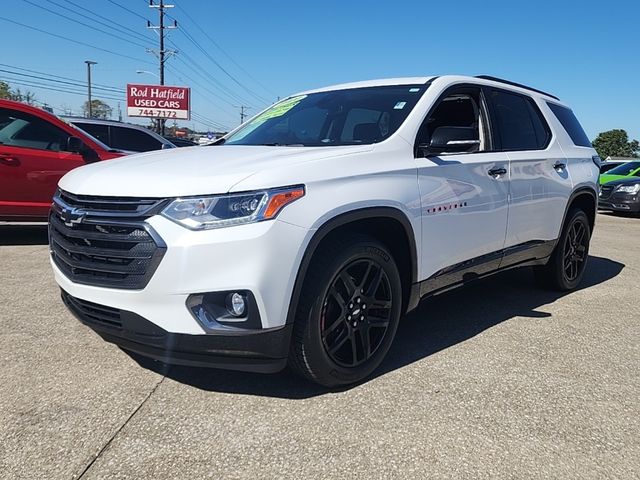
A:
[393,101,407,110]
[409,88,421,93]
[227,95,307,142]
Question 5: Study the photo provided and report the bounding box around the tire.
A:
[289,235,403,387]
[534,208,591,291]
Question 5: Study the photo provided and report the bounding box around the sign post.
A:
[126,84,190,120]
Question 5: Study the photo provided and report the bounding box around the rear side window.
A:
[110,126,162,152]
[0,107,70,152]
[73,122,109,146]
[606,161,640,176]
[490,90,551,151]
[547,103,591,147]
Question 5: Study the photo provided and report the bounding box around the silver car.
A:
[63,117,176,153]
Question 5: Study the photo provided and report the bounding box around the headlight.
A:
[161,185,305,230]
[615,184,640,194]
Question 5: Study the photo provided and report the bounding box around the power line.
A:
[0,63,123,92]
[170,51,252,108]
[23,0,152,50]
[173,4,277,98]
[0,68,123,94]
[106,0,151,22]
[0,16,154,65]
[164,63,238,117]
[169,19,270,106]
[3,78,124,102]
[52,0,155,45]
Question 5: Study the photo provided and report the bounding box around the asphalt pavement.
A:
[0,213,638,479]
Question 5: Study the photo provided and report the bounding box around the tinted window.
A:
[606,161,640,176]
[110,126,162,152]
[225,85,426,146]
[73,122,109,146]
[0,108,71,152]
[547,103,591,147]
[416,88,485,153]
[491,90,550,151]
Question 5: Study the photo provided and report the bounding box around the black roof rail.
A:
[475,75,560,101]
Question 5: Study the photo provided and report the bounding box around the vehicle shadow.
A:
[127,255,624,399]
[0,224,49,246]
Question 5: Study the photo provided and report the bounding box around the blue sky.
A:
[1,0,638,139]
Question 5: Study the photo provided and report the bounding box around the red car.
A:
[0,99,124,221]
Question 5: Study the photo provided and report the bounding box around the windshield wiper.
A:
[259,143,305,147]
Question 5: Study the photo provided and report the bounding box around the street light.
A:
[85,60,97,117]
[136,69,160,79]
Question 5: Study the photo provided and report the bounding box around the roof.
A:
[291,75,560,102]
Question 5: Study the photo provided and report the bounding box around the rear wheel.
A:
[289,236,402,387]
[535,208,591,291]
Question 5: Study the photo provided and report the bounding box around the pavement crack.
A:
[76,375,166,479]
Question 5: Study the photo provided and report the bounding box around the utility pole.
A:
[235,105,251,124]
[84,60,97,117]
[147,0,177,135]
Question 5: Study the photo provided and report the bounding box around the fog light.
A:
[227,292,246,317]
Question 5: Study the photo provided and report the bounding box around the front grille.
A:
[62,290,123,330]
[57,190,163,217]
[50,190,167,289]
[599,185,614,200]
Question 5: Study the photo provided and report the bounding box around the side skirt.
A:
[407,239,556,311]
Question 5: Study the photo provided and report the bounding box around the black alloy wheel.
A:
[320,259,393,367]
[534,208,591,291]
[562,217,588,282]
[289,235,403,387]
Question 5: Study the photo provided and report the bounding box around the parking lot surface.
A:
[0,213,638,479]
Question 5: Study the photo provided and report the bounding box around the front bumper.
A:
[598,196,640,213]
[53,215,310,334]
[62,290,291,373]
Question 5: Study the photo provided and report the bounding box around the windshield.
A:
[607,161,640,176]
[224,85,427,147]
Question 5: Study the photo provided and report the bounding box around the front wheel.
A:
[535,209,591,291]
[289,236,402,387]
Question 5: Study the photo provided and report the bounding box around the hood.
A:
[601,176,640,187]
[600,174,631,184]
[59,144,372,197]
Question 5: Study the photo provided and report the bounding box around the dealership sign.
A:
[126,84,190,120]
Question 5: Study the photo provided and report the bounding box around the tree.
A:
[0,81,11,99]
[82,99,112,119]
[10,88,37,105]
[0,81,37,104]
[592,129,639,159]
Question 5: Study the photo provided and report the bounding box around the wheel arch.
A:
[285,207,418,326]
[563,186,597,234]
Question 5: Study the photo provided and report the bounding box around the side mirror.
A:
[66,136,83,154]
[420,126,480,156]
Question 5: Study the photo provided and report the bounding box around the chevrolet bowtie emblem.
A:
[60,207,86,227]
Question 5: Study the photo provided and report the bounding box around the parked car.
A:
[50,75,598,387]
[64,117,176,153]
[599,160,640,184]
[163,135,198,147]
[598,177,640,213]
[0,99,124,221]
[599,159,631,174]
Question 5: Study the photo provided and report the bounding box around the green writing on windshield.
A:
[228,95,307,141]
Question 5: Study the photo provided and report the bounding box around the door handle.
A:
[553,161,566,172]
[0,154,20,167]
[488,167,507,178]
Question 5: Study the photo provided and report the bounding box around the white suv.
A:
[50,75,599,387]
